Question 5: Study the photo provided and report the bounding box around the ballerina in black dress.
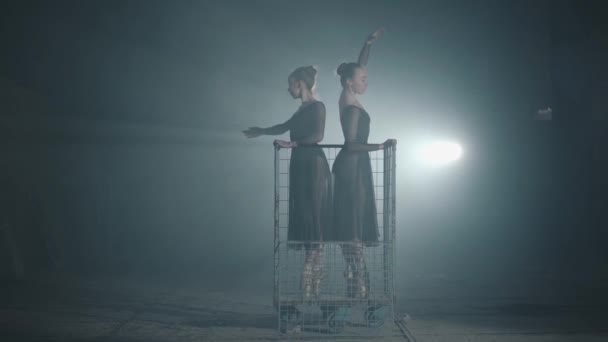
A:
[243,66,332,299]
[331,28,394,298]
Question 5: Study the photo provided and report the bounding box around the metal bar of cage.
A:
[273,142,399,338]
[383,145,391,298]
[273,143,280,320]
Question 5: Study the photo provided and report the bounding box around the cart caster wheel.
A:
[364,306,387,327]
[325,306,351,334]
[320,304,335,319]
[280,305,302,324]
[280,322,302,334]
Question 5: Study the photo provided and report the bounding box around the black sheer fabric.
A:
[330,105,379,245]
[286,102,332,247]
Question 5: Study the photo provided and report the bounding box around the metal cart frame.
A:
[273,142,402,338]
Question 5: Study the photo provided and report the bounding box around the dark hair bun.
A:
[289,65,318,91]
[306,65,317,78]
[336,62,349,77]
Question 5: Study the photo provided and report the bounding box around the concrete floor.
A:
[1,271,607,342]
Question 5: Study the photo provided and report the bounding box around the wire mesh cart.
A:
[273,142,411,339]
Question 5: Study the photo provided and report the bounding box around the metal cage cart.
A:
[273,141,412,339]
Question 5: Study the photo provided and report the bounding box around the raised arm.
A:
[341,107,382,151]
[357,27,384,66]
[295,102,325,145]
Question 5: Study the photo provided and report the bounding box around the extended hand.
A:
[383,138,397,146]
[243,127,263,138]
[379,139,396,149]
[366,27,384,44]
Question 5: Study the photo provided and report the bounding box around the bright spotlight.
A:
[414,141,462,166]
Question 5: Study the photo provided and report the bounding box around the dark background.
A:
[1,0,607,299]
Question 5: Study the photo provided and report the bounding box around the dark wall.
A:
[1,1,607,291]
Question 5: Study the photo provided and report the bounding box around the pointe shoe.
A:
[344,266,356,298]
[303,284,313,300]
[357,271,370,300]
[301,263,314,300]
[346,270,369,299]
[312,270,325,297]
[358,284,368,299]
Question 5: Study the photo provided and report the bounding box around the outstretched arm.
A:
[261,121,290,135]
[243,118,291,138]
[357,27,384,66]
